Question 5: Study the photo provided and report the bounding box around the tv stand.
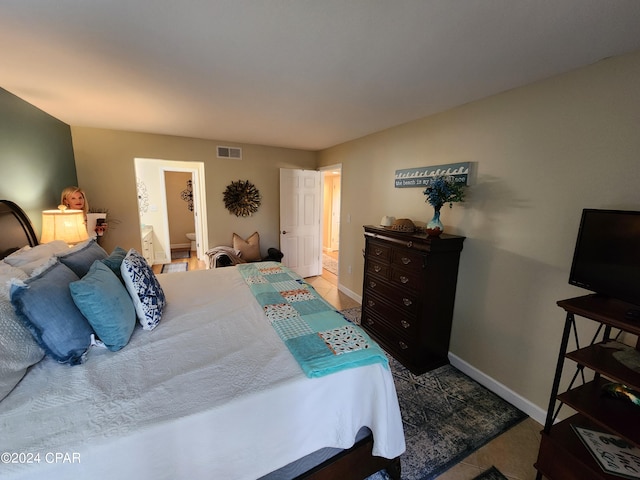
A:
[534,294,640,479]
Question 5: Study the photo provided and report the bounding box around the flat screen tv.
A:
[569,209,640,308]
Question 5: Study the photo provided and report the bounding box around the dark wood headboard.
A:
[0,200,39,259]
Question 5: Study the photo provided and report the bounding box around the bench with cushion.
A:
[206,232,283,268]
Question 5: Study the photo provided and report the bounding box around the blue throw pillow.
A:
[101,246,128,281]
[10,260,94,365]
[57,239,108,277]
[70,261,136,352]
[121,249,166,330]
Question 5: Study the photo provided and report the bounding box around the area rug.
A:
[161,262,188,273]
[322,253,338,275]
[473,466,508,480]
[171,249,191,260]
[340,308,528,480]
[340,307,362,324]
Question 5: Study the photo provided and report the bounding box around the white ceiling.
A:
[2,1,640,151]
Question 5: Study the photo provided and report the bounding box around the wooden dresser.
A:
[361,225,465,374]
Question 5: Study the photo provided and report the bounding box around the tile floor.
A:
[157,252,543,480]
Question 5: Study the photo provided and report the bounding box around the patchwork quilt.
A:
[237,262,388,377]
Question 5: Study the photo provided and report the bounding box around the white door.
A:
[279,168,321,277]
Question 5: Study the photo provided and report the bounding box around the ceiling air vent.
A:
[217,146,242,159]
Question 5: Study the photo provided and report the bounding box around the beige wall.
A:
[318,50,640,416]
[71,128,317,257]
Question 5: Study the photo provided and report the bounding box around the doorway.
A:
[134,158,208,266]
[164,171,195,258]
[320,165,342,279]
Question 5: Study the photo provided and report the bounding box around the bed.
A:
[0,200,405,480]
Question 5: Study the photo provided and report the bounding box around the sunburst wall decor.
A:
[223,179,261,217]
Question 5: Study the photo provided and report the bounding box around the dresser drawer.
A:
[390,248,424,272]
[363,292,419,335]
[361,310,417,357]
[366,240,391,262]
[366,260,390,278]
[389,266,421,291]
[364,286,418,317]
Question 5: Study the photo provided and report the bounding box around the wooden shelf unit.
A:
[535,294,640,480]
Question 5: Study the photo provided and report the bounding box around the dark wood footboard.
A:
[295,434,401,480]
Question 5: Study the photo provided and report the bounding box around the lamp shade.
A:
[41,209,89,245]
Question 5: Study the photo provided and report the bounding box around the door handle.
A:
[281,230,287,234]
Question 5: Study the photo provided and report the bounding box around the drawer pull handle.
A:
[399,341,408,350]
[399,275,409,284]
[374,265,381,272]
[367,318,374,326]
[402,298,412,307]
[374,248,383,256]
[367,300,376,307]
[369,281,377,288]
[401,257,411,265]
[400,320,410,329]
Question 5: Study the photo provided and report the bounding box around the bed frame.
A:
[0,200,39,259]
[0,198,401,480]
[298,436,401,480]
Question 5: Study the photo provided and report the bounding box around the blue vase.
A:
[426,207,444,237]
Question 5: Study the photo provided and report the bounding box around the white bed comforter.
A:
[0,267,405,480]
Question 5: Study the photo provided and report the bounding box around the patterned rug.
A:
[340,308,527,480]
[473,466,508,480]
[161,262,188,273]
[322,253,338,275]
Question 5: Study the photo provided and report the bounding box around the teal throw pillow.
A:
[101,246,128,281]
[70,261,136,352]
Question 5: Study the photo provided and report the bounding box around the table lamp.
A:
[41,205,89,245]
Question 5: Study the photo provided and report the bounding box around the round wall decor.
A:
[223,180,261,217]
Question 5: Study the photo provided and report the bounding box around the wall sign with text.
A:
[395,162,470,188]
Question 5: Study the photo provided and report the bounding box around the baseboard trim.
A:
[448,353,546,426]
[337,283,362,304]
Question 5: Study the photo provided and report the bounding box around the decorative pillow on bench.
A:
[233,232,261,262]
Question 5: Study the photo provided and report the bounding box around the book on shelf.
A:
[572,425,640,479]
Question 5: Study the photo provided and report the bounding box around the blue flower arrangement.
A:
[423,175,466,209]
